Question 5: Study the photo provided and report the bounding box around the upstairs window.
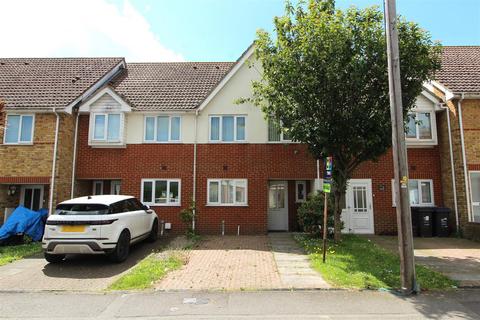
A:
[92,113,121,142]
[209,115,246,142]
[4,114,34,144]
[268,119,291,142]
[406,112,433,140]
[144,116,181,142]
[392,179,434,207]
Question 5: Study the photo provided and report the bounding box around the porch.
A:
[0,183,49,225]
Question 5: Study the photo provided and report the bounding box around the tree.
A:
[246,0,441,241]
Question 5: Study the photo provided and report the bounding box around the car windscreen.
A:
[55,203,110,215]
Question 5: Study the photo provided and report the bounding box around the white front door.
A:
[20,185,44,211]
[342,179,374,234]
[268,181,288,231]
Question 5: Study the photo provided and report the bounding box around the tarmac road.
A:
[1,289,479,319]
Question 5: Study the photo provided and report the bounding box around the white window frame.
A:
[92,181,104,195]
[405,110,437,146]
[207,179,248,206]
[295,181,307,203]
[110,180,121,195]
[3,113,35,145]
[143,115,182,143]
[267,119,292,143]
[468,171,480,223]
[90,112,123,143]
[391,179,434,207]
[208,115,247,143]
[141,179,181,206]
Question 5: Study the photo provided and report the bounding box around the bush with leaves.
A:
[179,201,197,237]
[297,192,339,237]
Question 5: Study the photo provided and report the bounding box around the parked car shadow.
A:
[41,238,168,279]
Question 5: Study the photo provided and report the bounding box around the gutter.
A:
[48,108,61,215]
[70,110,80,198]
[457,93,472,222]
[192,109,199,231]
[440,103,459,232]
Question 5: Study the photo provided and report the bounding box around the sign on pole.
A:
[322,156,333,263]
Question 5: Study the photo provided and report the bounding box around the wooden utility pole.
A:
[322,193,328,263]
[384,0,418,294]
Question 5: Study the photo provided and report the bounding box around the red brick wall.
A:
[353,147,444,235]
[75,115,443,235]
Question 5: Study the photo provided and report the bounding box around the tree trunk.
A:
[333,189,343,243]
[333,172,348,243]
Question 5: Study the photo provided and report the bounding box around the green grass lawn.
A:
[108,252,185,290]
[0,242,42,266]
[296,234,457,290]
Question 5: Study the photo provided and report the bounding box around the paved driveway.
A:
[0,239,166,291]
[156,234,329,291]
[367,236,480,287]
[156,235,283,291]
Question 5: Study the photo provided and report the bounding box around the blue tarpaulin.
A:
[0,206,48,242]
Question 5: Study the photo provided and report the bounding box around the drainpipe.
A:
[316,159,321,192]
[48,108,60,215]
[441,103,459,232]
[192,109,199,231]
[458,93,471,222]
[70,110,80,198]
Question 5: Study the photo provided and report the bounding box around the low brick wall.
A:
[464,223,480,242]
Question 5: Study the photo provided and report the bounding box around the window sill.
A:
[406,139,437,147]
[145,203,181,207]
[89,142,126,148]
[208,141,248,144]
[206,204,249,207]
[143,141,182,144]
[392,204,435,208]
[2,142,34,145]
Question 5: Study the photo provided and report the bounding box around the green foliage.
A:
[247,0,442,240]
[297,192,337,236]
[179,201,197,235]
[108,253,184,290]
[0,242,42,266]
[296,234,457,290]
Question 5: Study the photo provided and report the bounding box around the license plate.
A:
[61,225,86,232]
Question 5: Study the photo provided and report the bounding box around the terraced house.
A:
[0,46,479,238]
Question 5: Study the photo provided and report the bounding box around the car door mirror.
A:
[143,204,150,210]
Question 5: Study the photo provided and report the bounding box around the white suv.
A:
[42,195,158,263]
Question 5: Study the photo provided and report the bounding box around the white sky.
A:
[0,0,184,62]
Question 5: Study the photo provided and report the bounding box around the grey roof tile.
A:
[0,57,124,109]
[435,46,480,93]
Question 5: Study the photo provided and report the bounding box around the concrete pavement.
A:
[0,240,165,291]
[269,233,330,289]
[1,289,479,319]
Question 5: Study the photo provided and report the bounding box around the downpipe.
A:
[48,108,60,215]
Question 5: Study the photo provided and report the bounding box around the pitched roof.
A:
[0,57,124,110]
[108,62,235,111]
[435,46,480,93]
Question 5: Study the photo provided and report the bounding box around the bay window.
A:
[4,114,34,144]
[141,179,180,206]
[207,179,247,205]
[92,113,121,142]
[406,112,433,141]
[144,115,181,142]
[209,115,246,142]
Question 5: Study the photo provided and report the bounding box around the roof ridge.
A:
[126,61,235,64]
